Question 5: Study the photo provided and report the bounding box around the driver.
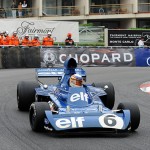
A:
[57,74,83,101]
[69,74,83,87]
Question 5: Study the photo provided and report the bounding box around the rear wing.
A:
[36,68,86,78]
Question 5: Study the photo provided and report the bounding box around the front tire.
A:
[117,102,140,131]
[92,82,115,109]
[29,102,50,132]
[17,81,39,111]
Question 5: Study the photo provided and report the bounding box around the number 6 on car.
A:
[99,114,124,129]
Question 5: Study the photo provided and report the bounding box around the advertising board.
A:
[0,20,79,42]
[108,30,150,46]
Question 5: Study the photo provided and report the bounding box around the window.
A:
[88,20,120,29]
[62,0,75,6]
[137,19,150,28]
[91,0,120,5]
[138,0,150,12]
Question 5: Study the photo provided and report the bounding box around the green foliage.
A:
[79,23,94,26]
[77,42,104,46]
[130,28,150,30]
[54,42,65,46]
[55,42,104,46]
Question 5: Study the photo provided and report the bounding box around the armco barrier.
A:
[0,47,40,69]
[0,48,2,68]
[0,46,150,68]
[20,47,40,68]
[1,47,22,68]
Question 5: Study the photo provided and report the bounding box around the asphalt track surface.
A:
[0,67,150,150]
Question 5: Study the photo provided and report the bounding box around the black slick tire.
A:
[29,102,50,132]
[17,81,39,111]
[117,102,140,131]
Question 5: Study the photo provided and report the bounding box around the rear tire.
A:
[92,82,115,109]
[117,102,140,131]
[29,102,50,132]
[17,81,39,111]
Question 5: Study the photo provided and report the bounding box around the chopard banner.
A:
[40,47,135,67]
[1,46,150,68]
[135,47,150,66]
[0,20,79,42]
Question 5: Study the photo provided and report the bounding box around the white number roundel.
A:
[99,114,124,129]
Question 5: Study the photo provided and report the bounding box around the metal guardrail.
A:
[0,7,39,18]
[89,4,133,15]
[79,26,105,43]
[138,3,150,13]
[42,6,83,16]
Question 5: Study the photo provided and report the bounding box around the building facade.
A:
[0,0,150,29]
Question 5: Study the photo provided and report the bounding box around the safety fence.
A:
[0,47,40,69]
[0,46,150,69]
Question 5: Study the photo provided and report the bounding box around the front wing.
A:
[45,110,130,131]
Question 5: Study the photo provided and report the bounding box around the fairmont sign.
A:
[0,20,79,42]
[16,21,55,36]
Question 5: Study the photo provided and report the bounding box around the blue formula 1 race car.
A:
[17,57,140,133]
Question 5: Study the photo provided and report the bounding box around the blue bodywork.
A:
[35,57,131,131]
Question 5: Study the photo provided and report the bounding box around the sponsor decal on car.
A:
[55,117,85,129]
[99,114,124,129]
[55,114,124,129]
[70,92,88,102]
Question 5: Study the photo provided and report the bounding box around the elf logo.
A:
[70,92,88,102]
[56,117,85,129]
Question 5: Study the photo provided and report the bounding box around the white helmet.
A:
[69,74,83,87]
[13,31,17,35]
[47,32,51,35]
[25,34,29,38]
[4,31,9,36]
[34,34,39,38]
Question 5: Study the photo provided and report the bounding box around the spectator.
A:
[0,8,6,18]
[22,0,27,17]
[11,1,17,18]
[21,34,31,46]
[65,33,74,45]
[42,32,54,46]
[18,2,22,18]
[2,31,11,45]
[10,31,20,46]
[138,36,145,47]
[31,34,41,46]
[0,31,4,45]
